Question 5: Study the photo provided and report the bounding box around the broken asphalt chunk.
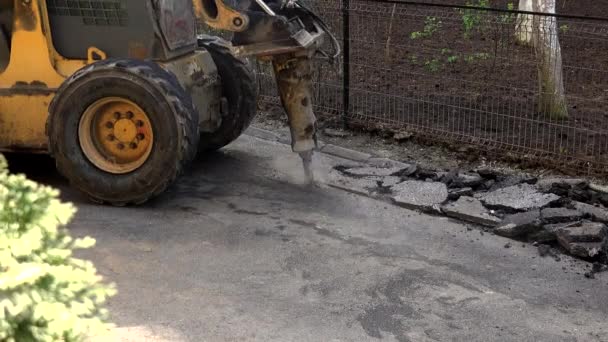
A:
[476,168,501,180]
[391,181,448,212]
[415,168,441,181]
[476,184,560,212]
[572,201,608,223]
[589,183,608,195]
[451,172,484,189]
[556,222,607,260]
[537,177,589,193]
[441,196,501,227]
[531,222,575,243]
[326,169,401,196]
[493,210,542,238]
[556,222,606,244]
[541,208,583,224]
[448,187,473,201]
[562,242,605,259]
[486,174,537,192]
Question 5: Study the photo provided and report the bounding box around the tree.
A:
[517,0,568,119]
[531,0,568,119]
[515,0,533,45]
[0,155,115,342]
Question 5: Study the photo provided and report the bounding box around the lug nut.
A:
[130,142,138,149]
[105,121,114,129]
[126,111,134,119]
[136,120,144,127]
[113,112,121,119]
[116,143,125,150]
[107,134,115,141]
[136,133,145,140]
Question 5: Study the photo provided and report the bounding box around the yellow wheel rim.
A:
[79,97,154,174]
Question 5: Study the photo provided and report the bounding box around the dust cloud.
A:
[270,150,330,187]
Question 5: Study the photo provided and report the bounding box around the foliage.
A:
[410,16,442,40]
[408,51,490,73]
[0,155,115,342]
[424,58,442,72]
[459,0,490,39]
[464,52,490,63]
[447,55,459,64]
[500,2,516,24]
[406,0,520,72]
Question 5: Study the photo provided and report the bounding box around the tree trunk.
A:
[516,0,533,45]
[532,0,568,120]
[385,4,397,62]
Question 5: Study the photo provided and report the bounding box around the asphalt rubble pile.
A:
[331,160,608,266]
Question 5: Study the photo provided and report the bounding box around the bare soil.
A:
[253,109,608,185]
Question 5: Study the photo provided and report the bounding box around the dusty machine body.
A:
[0,0,334,205]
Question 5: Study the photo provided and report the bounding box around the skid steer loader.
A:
[0,0,337,205]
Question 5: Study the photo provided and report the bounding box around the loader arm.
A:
[194,0,339,182]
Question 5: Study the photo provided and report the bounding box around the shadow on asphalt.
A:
[4,152,61,181]
[2,149,334,211]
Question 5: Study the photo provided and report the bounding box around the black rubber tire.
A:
[197,35,258,152]
[47,58,199,206]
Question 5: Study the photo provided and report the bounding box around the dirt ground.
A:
[253,109,608,184]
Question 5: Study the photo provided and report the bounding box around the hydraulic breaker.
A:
[196,0,340,182]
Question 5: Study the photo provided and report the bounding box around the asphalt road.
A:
[10,135,608,342]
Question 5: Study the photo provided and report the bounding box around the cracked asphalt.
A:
[11,135,608,342]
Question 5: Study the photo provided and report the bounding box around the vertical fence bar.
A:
[342,0,350,129]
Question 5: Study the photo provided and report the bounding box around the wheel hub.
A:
[79,97,154,174]
[114,119,138,142]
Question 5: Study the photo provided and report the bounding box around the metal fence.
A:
[253,1,608,177]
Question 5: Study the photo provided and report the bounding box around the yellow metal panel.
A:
[0,0,92,152]
[0,94,52,151]
[0,0,64,152]
[193,0,249,32]
[0,0,65,88]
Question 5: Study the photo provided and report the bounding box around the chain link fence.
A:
[252,1,608,177]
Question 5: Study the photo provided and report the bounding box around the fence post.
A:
[342,0,350,129]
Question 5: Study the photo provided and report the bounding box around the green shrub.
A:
[410,16,442,40]
[0,155,115,342]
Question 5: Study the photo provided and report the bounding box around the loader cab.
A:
[45,0,198,61]
[0,0,198,73]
